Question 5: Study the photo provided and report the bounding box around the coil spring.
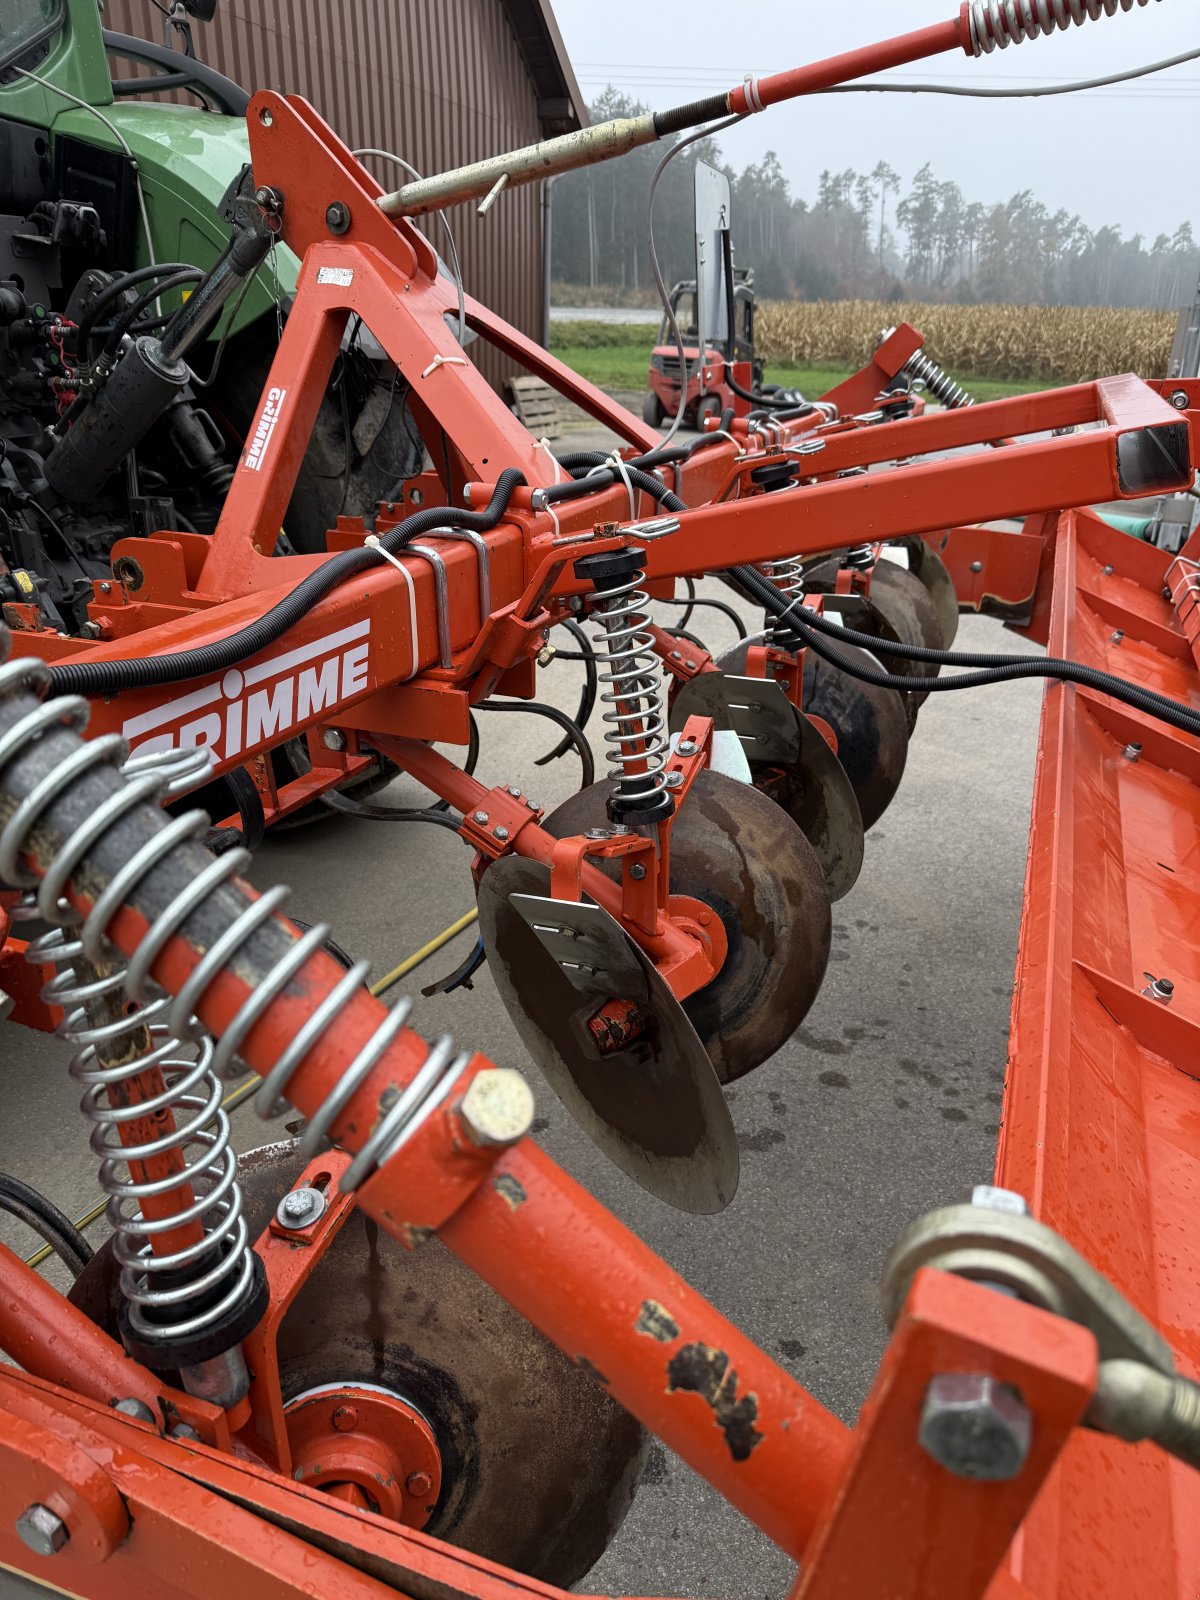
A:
[905,350,975,411]
[0,643,472,1235]
[762,556,805,646]
[588,563,670,809]
[967,0,1155,53]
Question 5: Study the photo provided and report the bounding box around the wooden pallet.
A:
[505,375,573,437]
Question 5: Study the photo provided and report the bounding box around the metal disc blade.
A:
[893,537,959,648]
[803,643,910,832]
[476,854,740,1213]
[72,1141,647,1588]
[546,771,831,1086]
[671,672,864,900]
[806,557,943,711]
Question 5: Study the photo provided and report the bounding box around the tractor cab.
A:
[644,269,762,428]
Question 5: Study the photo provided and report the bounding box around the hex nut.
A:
[15,1504,69,1556]
[277,1186,327,1228]
[113,1396,156,1423]
[918,1373,1032,1481]
[458,1068,535,1148]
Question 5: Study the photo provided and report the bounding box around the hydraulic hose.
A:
[98,270,206,361]
[732,562,1200,741]
[48,470,527,697]
[71,262,200,357]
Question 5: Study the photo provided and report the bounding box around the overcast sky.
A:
[551,1,1197,241]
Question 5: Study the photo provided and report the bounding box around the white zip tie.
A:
[421,353,469,380]
[606,451,637,521]
[364,535,420,678]
[535,437,567,483]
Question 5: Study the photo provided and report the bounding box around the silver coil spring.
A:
[905,350,975,411]
[967,0,1155,54]
[0,643,471,1241]
[587,563,670,809]
[761,556,805,647]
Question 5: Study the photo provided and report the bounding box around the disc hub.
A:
[284,1382,443,1526]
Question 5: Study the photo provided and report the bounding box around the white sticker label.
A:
[317,266,355,286]
[243,385,287,473]
[121,620,371,766]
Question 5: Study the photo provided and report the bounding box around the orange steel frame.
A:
[2,12,1200,1596]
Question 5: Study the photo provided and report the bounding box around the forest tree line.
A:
[551,89,1199,310]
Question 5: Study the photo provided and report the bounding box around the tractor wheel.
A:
[642,390,665,427]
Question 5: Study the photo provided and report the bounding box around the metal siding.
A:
[105,0,546,388]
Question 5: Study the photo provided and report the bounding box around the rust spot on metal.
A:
[666,1342,764,1462]
[492,1171,527,1211]
[576,1354,610,1386]
[635,1299,680,1343]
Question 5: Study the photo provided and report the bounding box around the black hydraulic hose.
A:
[0,1172,93,1279]
[734,562,1200,740]
[544,462,685,513]
[48,470,527,697]
[536,617,597,768]
[476,698,595,789]
[72,263,199,357]
[98,270,206,361]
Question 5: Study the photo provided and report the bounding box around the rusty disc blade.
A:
[545,770,831,1086]
[803,643,910,831]
[671,669,864,901]
[476,852,739,1213]
[806,557,942,715]
[893,537,959,648]
[69,1141,646,1587]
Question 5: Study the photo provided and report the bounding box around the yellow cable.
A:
[20,909,479,1268]
[369,909,478,998]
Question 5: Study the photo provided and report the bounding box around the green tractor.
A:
[0,0,419,638]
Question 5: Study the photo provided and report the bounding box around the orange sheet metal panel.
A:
[106,0,546,388]
[998,508,1200,1598]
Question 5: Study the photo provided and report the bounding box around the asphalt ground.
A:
[0,549,1045,1595]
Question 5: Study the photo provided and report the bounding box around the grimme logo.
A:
[122,620,370,763]
[243,386,287,471]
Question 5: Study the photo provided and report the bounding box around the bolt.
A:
[507,786,522,797]
[629,862,647,881]
[1144,974,1175,1004]
[677,739,697,756]
[970,561,983,574]
[671,650,682,661]
[113,1397,156,1423]
[169,1422,202,1441]
[685,659,697,670]
[98,580,111,593]
[458,1067,535,1149]
[1170,390,1190,410]
[1102,565,1114,577]
[664,771,684,789]
[325,200,351,234]
[585,826,610,840]
[1111,630,1125,645]
[277,1186,327,1228]
[971,1184,1030,1217]
[494,825,510,841]
[332,1405,358,1432]
[322,728,347,752]
[918,1374,1032,1481]
[15,1505,69,1557]
[1123,742,1142,763]
[405,1470,433,1499]
[473,810,489,825]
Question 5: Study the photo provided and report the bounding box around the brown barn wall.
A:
[106,0,545,387]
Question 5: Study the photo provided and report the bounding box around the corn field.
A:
[755,301,1176,387]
